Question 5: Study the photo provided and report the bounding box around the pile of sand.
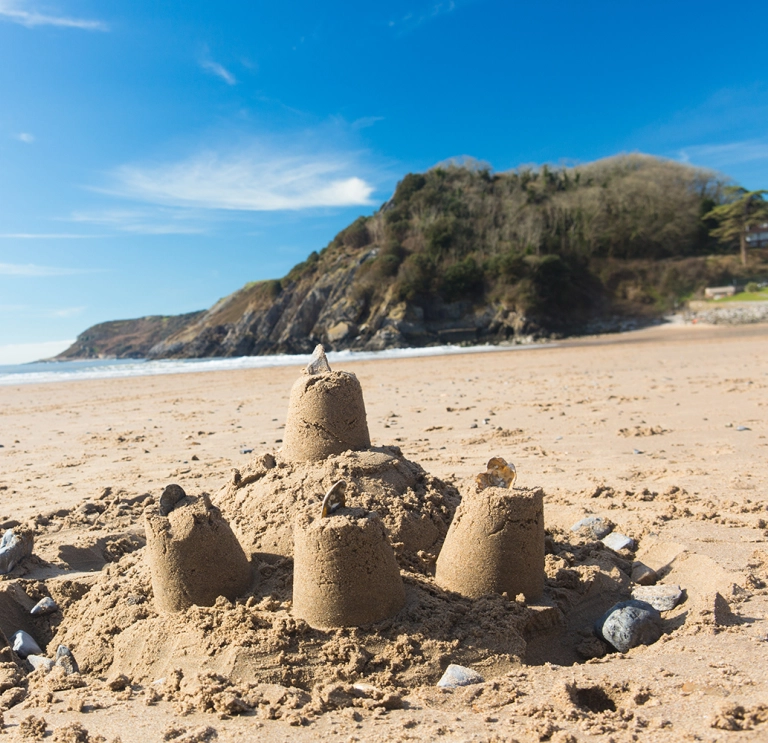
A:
[214,446,460,572]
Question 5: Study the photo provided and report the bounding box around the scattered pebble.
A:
[595,599,662,653]
[631,584,684,612]
[631,562,658,586]
[437,664,484,689]
[11,629,42,658]
[30,596,58,616]
[54,644,79,675]
[0,528,34,574]
[601,532,635,551]
[159,484,186,517]
[27,654,55,672]
[736,426,750,432]
[571,516,614,540]
[633,448,643,455]
[240,447,253,454]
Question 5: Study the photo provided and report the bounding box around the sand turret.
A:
[145,485,253,612]
[282,345,371,462]
[436,458,544,602]
[292,481,406,628]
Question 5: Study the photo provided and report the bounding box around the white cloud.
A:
[106,148,376,211]
[0,339,74,365]
[0,262,93,276]
[0,232,95,238]
[200,59,236,85]
[70,208,206,235]
[390,1,457,34]
[15,132,34,143]
[49,306,85,318]
[678,140,768,169]
[0,0,107,30]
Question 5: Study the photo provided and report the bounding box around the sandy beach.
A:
[0,322,767,742]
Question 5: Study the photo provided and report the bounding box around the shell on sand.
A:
[475,457,517,492]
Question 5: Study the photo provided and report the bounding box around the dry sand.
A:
[0,322,767,742]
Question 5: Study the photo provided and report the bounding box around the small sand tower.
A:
[292,481,406,628]
[283,345,371,462]
[436,458,545,602]
[145,485,253,612]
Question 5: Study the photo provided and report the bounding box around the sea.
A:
[0,342,553,387]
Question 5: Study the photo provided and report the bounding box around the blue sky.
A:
[1,0,767,363]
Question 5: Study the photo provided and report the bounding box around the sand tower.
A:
[292,481,406,628]
[436,458,545,601]
[283,345,371,462]
[145,485,253,612]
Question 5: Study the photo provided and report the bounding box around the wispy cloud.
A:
[70,208,206,235]
[15,132,34,143]
[351,116,384,131]
[200,58,236,85]
[48,306,85,318]
[0,232,97,238]
[389,1,457,34]
[0,262,97,276]
[678,140,768,169]
[0,0,108,30]
[103,147,376,211]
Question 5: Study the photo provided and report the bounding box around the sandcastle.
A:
[436,458,544,601]
[292,481,406,628]
[145,486,253,612]
[144,345,546,630]
[283,345,371,461]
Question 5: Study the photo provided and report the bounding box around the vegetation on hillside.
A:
[276,154,766,331]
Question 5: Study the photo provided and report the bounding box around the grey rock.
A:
[27,654,54,672]
[571,516,614,540]
[240,447,253,455]
[601,532,635,551]
[736,425,750,432]
[54,644,79,675]
[595,599,662,653]
[11,630,42,659]
[30,596,58,616]
[0,529,34,574]
[437,664,484,689]
[631,584,683,612]
[631,562,657,586]
[159,484,186,517]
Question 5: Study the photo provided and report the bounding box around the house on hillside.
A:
[746,222,768,248]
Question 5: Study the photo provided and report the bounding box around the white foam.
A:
[0,342,553,387]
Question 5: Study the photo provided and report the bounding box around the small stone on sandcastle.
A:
[283,345,371,462]
[292,481,406,629]
[436,457,545,602]
[145,484,253,613]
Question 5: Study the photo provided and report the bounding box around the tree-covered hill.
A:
[57,154,768,360]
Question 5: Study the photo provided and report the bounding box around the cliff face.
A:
[55,312,204,360]
[146,254,531,359]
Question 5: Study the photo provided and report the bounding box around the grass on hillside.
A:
[712,287,768,303]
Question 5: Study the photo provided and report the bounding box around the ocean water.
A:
[0,343,552,387]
